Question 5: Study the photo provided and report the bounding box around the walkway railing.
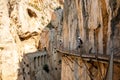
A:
[56,48,120,64]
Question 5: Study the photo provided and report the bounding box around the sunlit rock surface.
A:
[61,0,120,80]
[0,0,63,80]
[1,0,120,80]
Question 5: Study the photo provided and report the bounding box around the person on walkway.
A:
[76,37,83,55]
[77,37,83,49]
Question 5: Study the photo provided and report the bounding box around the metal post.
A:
[106,52,113,80]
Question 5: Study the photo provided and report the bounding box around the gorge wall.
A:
[62,0,120,55]
[0,0,63,80]
[61,0,120,80]
[0,0,120,80]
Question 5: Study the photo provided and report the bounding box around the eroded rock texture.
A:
[61,0,120,80]
[0,0,63,80]
[0,0,120,80]
[62,0,120,55]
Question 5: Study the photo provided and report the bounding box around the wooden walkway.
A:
[56,49,120,64]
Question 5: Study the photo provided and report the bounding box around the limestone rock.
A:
[0,0,63,80]
[61,0,120,80]
[62,0,120,55]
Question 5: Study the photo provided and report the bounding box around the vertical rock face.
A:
[0,0,20,80]
[0,0,63,80]
[61,0,120,80]
[0,0,120,80]
[63,0,120,55]
[61,56,108,80]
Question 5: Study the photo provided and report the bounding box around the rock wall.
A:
[0,0,63,80]
[0,0,20,80]
[61,56,108,80]
[61,0,120,80]
[1,0,120,80]
[62,0,120,55]
[61,55,120,80]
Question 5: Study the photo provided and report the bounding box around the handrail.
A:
[56,49,120,64]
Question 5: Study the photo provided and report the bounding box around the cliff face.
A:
[61,0,120,80]
[0,0,63,80]
[0,0,120,80]
[62,0,120,55]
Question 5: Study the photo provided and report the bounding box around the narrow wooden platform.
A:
[56,49,120,64]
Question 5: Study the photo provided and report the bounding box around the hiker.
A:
[77,37,83,49]
[76,36,83,54]
[59,39,63,50]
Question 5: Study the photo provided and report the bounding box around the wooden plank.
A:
[56,49,120,64]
